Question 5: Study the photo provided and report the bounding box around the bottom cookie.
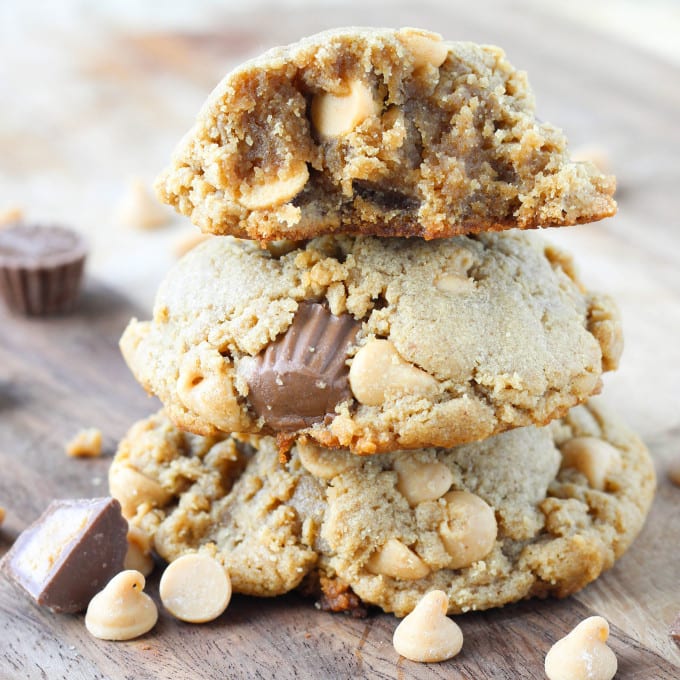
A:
[109,399,654,617]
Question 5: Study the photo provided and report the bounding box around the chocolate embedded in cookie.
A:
[121,233,623,454]
[3,497,128,613]
[156,27,616,241]
[0,223,87,315]
[240,302,360,430]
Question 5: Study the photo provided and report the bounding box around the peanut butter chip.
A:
[108,464,172,519]
[396,28,449,70]
[365,538,430,580]
[439,491,497,569]
[296,441,361,480]
[349,339,438,406]
[560,437,622,490]
[239,161,309,210]
[177,346,246,433]
[117,178,170,230]
[311,80,380,138]
[0,506,5,526]
[174,231,213,258]
[434,273,473,294]
[85,570,158,641]
[160,553,232,623]
[394,457,453,506]
[393,590,463,663]
[0,205,23,227]
[545,616,617,680]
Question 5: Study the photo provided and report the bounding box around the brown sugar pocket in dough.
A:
[120,232,622,455]
[154,27,616,241]
[109,400,655,616]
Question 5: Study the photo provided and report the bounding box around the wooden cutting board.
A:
[2,2,680,678]
[0,283,678,680]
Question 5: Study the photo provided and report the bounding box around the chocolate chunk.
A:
[353,180,420,212]
[3,497,128,613]
[671,614,680,647]
[0,223,87,315]
[241,302,360,431]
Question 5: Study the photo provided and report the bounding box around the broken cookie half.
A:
[155,27,616,241]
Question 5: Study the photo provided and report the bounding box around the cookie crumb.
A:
[317,577,367,618]
[66,428,103,458]
[117,178,170,230]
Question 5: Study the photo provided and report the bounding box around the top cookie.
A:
[155,27,616,241]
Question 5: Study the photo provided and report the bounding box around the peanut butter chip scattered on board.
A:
[86,570,158,640]
[159,553,232,623]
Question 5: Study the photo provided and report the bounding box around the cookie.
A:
[155,27,616,242]
[121,232,622,454]
[109,399,655,616]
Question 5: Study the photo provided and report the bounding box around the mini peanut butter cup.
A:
[241,302,360,430]
[0,223,87,315]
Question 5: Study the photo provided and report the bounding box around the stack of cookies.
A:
[111,28,654,617]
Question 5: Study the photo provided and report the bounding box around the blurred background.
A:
[1,0,679,432]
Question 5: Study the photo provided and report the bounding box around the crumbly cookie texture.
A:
[110,400,654,616]
[110,413,316,596]
[155,27,616,241]
[120,232,622,454]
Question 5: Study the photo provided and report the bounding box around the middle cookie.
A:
[121,232,621,454]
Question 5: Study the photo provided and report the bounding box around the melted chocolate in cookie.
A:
[243,302,360,430]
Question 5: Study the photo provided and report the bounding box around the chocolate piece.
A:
[0,223,87,315]
[3,497,128,613]
[671,614,680,647]
[241,302,360,430]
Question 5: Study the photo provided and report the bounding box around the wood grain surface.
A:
[2,2,680,678]
[0,282,677,680]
